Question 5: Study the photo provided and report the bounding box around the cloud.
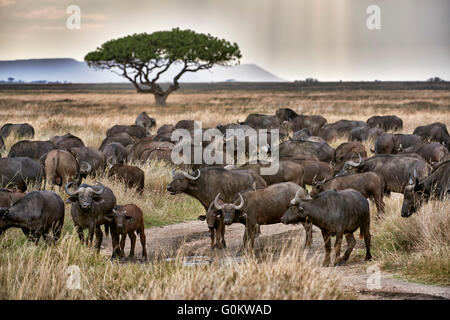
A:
[0,0,15,7]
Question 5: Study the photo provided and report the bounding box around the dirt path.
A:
[101,220,450,300]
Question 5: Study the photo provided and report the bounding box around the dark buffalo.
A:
[42,149,91,188]
[335,141,367,164]
[0,188,25,207]
[135,112,156,130]
[337,154,432,194]
[275,108,298,122]
[292,128,312,141]
[349,126,383,142]
[279,140,335,163]
[102,142,128,167]
[281,189,371,266]
[318,120,367,141]
[8,140,57,160]
[99,132,136,151]
[157,124,176,136]
[50,133,85,149]
[231,160,305,188]
[238,113,283,130]
[0,123,34,140]
[166,167,267,210]
[65,182,117,251]
[367,115,403,131]
[374,133,423,154]
[107,164,145,194]
[399,142,448,164]
[70,147,106,176]
[106,125,149,139]
[413,122,450,149]
[288,115,327,136]
[0,157,44,191]
[281,156,333,185]
[311,172,385,217]
[214,182,311,249]
[0,191,64,244]
[401,161,450,217]
[107,204,147,260]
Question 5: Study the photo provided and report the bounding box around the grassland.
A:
[0,85,449,299]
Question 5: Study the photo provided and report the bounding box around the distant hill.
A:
[0,58,284,83]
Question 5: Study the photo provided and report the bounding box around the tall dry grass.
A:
[0,230,348,299]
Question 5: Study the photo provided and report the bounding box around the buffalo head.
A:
[310,177,327,197]
[336,154,363,177]
[105,205,134,232]
[281,188,307,224]
[401,169,425,218]
[65,181,105,211]
[166,169,200,195]
[212,193,244,225]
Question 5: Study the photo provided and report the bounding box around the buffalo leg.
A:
[209,227,216,249]
[94,226,103,252]
[139,230,147,259]
[373,193,385,219]
[128,231,136,258]
[87,224,96,247]
[76,226,85,244]
[336,233,356,266]
[321,230,331,267]
[220,222,226,249]
[120,233,126,256]
[111,230,121,260]
[362,222,372,261]
[303,220,313,248]
[333,232,344,266]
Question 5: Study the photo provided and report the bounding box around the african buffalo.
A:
[0,123,34,140]
[106,125,150,139]
[311,172,385,217]
[231,160,305,188]
[374,133,423,154]
[107,204,147,260]
[279,140,335,163]
[367,115,403,131]
[135,112,156,130]
[42,149,91,188]
[288,115,327,136]
[8,140,57,160]
[401,161,450,217]
[0,188,25,207]
[281,189,371,266]
[0,191,64,244]
[318,120,367,141]
[65,181,117,251]
[349,126,383,142]
[238,114,283,130]
[399,142,448,164]
[102,142,128,167]
[69,146,106,176]
[50,133,85,149]
[413,122,450,148]
[0,157,44,191]
[107,164,145,194]
[337,154,432,194]
[167,167,267,210]
[335,141,367,164]
[281,156,333,185]
[99,132,136,151]
[275,108,298,122]
[214,182,311,249]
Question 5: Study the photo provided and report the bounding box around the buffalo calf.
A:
[107,204,147,260]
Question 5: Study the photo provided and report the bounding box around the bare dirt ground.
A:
[101,220,450,300]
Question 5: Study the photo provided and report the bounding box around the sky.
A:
[0,0,449,81]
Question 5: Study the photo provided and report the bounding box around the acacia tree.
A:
[84,28,241,106]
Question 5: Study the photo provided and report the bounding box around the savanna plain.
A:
[0,84,449,299]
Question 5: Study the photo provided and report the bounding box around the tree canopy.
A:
[84,28,241,105]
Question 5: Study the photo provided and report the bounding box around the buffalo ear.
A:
[197,215,206,221]
[93,197,104,204]
[66,196,78,204]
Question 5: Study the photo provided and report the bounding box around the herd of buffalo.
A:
[0,108,449,266]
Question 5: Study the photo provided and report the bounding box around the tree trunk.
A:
[154,93,168,107]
